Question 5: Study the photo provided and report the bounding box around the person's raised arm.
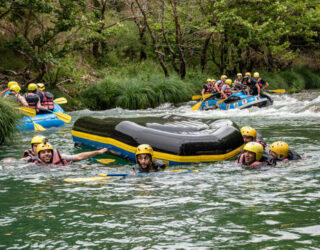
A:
[72,148,108,162]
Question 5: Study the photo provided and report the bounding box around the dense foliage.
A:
[0,98,21,144]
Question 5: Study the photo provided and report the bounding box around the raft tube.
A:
[72,116,244,166]
[18,104,65,131]
[201,92,272,110]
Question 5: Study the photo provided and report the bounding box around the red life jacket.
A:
[39,91,54,110]
[237,153,266,168]
[33,149,69,166]
[222,84,231,96]
[24,93,39,113]
[23,149,35,158]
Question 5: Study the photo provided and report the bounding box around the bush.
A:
[0,98,21,145]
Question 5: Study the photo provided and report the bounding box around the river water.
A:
[0,91,319,249]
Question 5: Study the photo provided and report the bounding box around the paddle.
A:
[192,93,213,101]
[39,108,71,123]
[65,176,111,183]
[191,93,218,111]
[99,169,194,177]
[16,107,36,117]
[96,159,116,164]
[53,97,68,104]
[26,116,46,131]
[263,89,286,94]
[216,98,227,108]
[0,88,9,95]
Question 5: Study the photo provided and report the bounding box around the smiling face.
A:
[39,149,53,163]
[137,153,152,169]
[244,150,256,165]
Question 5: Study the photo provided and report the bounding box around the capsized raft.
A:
[72,116,244,166]
[18,103,66,131]
[201,92,272,110]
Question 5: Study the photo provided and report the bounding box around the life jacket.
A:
[33,149,69,166]
[39,91,54,110]
[221,83,231,96]
[24,93,39,113]
[203,84,214,94]
[23,149,35,158]
[133,160,166,173]
[256,133,267,149]
[237,153,275,168]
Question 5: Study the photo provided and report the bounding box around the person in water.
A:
[237,142,275,168]
[269,141,302,162]
[241,126,267,149]
[132,144,166,173]
[21,135,47,162]
[33,142,108,166]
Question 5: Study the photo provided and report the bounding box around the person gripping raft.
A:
[132,144,166,173]
[241,126,267,149]
[268,141,302,162]
[32,142,108,166]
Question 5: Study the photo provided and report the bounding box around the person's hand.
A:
[98,148,108,154]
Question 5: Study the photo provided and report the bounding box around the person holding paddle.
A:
[36,83,55,112]
[132,144,166,173]
[33,142,108,166]
[24,83,47,114]
[201,79,216,97]
[4,84,28,107]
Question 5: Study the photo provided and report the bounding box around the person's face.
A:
[39,150,53,163]
[243,136,254,144]
[269,150,278,160]
[137,153,152,168]
[32,143,40,153]
[244,150,256,165]
[237,76,242,80]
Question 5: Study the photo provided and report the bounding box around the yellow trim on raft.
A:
[72,130,244,163]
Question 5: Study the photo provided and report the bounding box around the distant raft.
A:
[18,104,65,131]
[201,92,273,110]
[72,116,244,166]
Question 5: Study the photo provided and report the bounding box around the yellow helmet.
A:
[237,73,243,77]
[245,72,251,77]
[8,81,18,88]
[37,83,45,91]
[135,144,153,157]
[253,72,260,78]
[243,142,264,161]
[225,79,232,85]
[10,85,21,93]
[206,78,211,82]
[36,142,54,155]
[211,79,216,82]
[241,126,257,138]
[31,135,46,145]
[221,75,227,80]
[28,83,38,91]
[269,141,289,158]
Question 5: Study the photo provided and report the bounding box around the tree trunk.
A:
[201,33,213,73]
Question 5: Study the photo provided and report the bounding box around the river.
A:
[0,91,319,248]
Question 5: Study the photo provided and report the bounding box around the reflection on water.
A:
[0,91,320,248]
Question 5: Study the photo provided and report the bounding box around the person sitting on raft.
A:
[269,141,302,162]
[241,126,267,149]
[251,72,273,103]
[220,79,232,99]
[1,81,19,97]
[238,142,275,168]
[201,79,215,96]
[21,135,47,162]
[36,83,55,112]
[32,142,108,166]
[214,75,227,97]
[132,144,166,173]
[4,84,28,107]
[232,73,243,91]
[24,83,46,114]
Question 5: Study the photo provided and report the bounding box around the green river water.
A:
[0,91,320,249]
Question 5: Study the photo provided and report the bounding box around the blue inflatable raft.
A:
[18,104,66,131]
[201,92,272,110]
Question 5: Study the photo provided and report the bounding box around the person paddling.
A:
[36,83,55,112]
[32,142,108,166]
[269,141,302,162]
[132,144,166,173]
[24,83,46,114]
[252,72,273,103]
[4,84,28,107]
[1,81,19,96]
[237,142,275,168]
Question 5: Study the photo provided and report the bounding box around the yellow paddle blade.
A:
[269,89,286,94]
[191,100,205,111]
[54,112,71,123]
[216,98,226,107]
[17,107,36,117]
[65,176,111,183]
[97,159,116,164]
[192,95,202,100]
[32,121,46,131]
[53,97,68,104]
